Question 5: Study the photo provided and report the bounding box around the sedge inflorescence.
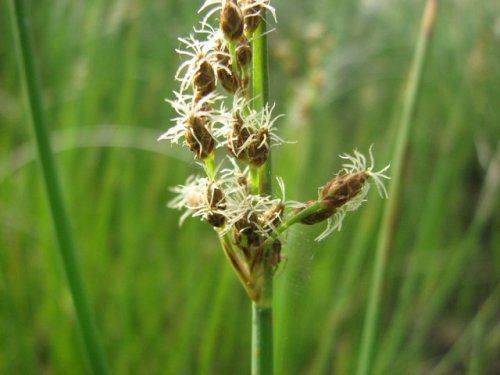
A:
[159,0,390,300]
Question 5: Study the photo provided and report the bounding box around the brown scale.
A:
[220,0,244,41]
[236,37,252,67]
[193,59,216,97]
[214,42,241,94]
[206,212,225,227]
[233,211,263,251]
[267,239,282,268]
[205,184,226,227]
[247,128,269,167]
[185,115,215,159]
[242,0,262,34]
[227,111,254,160]
[320,171,369,209]
[214,41,231,66]
[218,67,240,94]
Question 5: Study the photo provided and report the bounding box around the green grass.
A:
[1,0,499,374]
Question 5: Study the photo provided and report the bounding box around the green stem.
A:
[355,1,437,375]
[252,269,273,375]
[258,201,323,251]
[278,201,322,233]
[8,1,109,374]
[229,40,241,77]
[204,153,216,179]
[252,19,271,196]
[250,167,260,195]
[251,13,273,375]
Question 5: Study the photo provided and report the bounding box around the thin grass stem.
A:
[251,13,274,375]
[8,1,109,374]
[252,18,271,196]
[252,274,273,375]
[356,1,438,374]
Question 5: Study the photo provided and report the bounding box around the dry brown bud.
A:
[185,115,215,159]
[193,59,216,97]
[227,111,253,161]
[236,38,252,67]
[233,211,262,249]
[267,239,282,268]
[218,67,240,94]
[221,0,244,41]
[320,171,369,209]
[207,184,226,227]
[243,0,262,34]
[247,128,269,167]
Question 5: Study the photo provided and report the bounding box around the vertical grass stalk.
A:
[8,1,109,374]
[252,272,273,375]
[355,1,438,375]
[251,15,274,375]
[252,17,271,196]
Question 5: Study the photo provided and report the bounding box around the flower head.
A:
[297,146,390,241]
[169,174,228,227]
[213,97,289,165]
[159,91,225,159]
[199,0,277,35]
[175,31,231,95]
[170,157,290,245]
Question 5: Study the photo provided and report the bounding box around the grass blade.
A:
[8,0,109,373]
[356,1,438,374]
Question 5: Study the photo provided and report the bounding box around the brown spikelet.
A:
[320,171,369,209]
[247,128,269,167]
[236,38,252,67]
[227,111,253,160]
[243,0,262,34]
[193,59,216,97]
[185,115,215,159]
[221,0,244,41]
[205,184,226,227]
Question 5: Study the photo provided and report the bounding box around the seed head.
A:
[226,110,254,160]
[247,128,270,167]
[214,98,289,163]
[193,59,217,97]
[236,37,252,67]
[238,0,277,35]
[241,0,262,34]
[175,32,228,94]
[320,171,370,209]
[220,0,245,41]
[297,147,390,241]
[159,92,223,159]
[205,183,227,226]
[169,176,225,226]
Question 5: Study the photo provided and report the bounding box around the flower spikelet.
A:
[298,146,390,241]
[159,91,224,159]
[160,0,391,302]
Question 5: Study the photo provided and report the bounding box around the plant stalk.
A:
[8,1,109,374]
[252,269,273,375]
[252,17,271,195]
[355,1,438,375]
[251,13,274,375]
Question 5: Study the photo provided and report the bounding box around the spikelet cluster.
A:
[159,0,390,298]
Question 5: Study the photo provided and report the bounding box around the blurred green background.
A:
[1,0,499,374]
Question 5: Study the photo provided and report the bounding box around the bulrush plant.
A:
[159,1,389,373]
